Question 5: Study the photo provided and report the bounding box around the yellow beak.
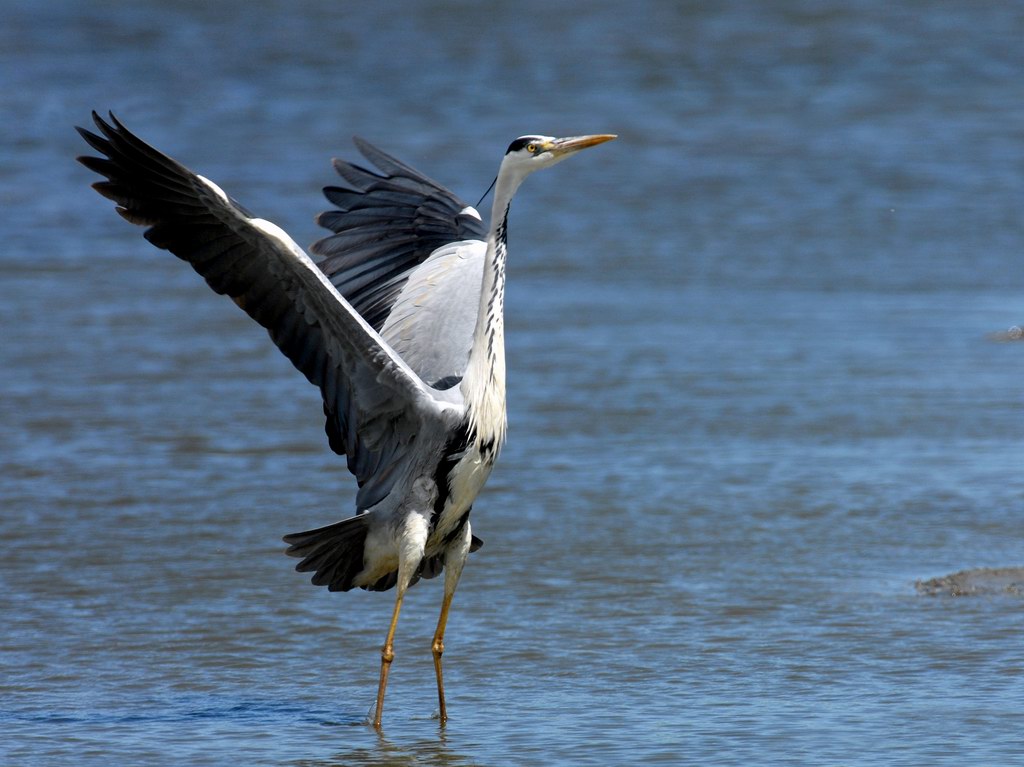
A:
[546,134,617,157]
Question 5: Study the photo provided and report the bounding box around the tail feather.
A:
[283,515,369,592]
[283,516,485,594]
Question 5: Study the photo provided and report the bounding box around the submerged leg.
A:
[432,521,473,725]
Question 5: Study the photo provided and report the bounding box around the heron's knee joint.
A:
[381,645,395,664]
[432,638,445,657]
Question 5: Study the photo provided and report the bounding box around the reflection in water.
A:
[297,735,484,767]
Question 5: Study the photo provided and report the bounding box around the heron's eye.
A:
[526,143,538,154]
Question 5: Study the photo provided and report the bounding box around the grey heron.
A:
[76,112,615,728]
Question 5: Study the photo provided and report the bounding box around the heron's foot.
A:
[429,707,450,726]
[432,640,449,724]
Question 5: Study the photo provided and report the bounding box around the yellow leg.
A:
[431,520,472,725]
[431,590,455,724]
[373,590,406,729]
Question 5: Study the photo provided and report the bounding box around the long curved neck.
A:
[462,167,524,455]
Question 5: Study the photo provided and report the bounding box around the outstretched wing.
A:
[313,137,488,333]
[76,112,453,512]
[313,139,491,389]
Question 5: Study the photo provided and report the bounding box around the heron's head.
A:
[502,134,617,176]
[486,133,615,212]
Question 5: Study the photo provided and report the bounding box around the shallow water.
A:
[3,1,1023,764]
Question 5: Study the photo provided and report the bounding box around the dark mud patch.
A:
[915,567,1024,597]
[988,326,1024,342]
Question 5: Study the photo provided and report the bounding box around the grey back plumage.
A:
[378,240,486,389]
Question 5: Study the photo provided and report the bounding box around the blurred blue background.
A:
[2,1,1023,765]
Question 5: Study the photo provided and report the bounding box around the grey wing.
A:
[77,112,451,513]
[378,240,486,389]
[312,136,488,335]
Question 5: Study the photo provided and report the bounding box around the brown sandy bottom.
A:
[915,567,1024,596]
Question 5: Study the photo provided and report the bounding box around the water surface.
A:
[2,1,1023,765]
